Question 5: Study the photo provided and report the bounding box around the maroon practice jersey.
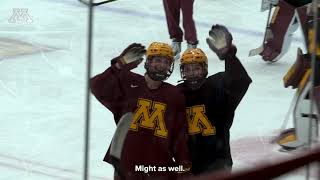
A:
[90,62,191,177]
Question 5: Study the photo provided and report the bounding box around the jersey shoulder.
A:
[206,72,226,89]
[163,82,184,96]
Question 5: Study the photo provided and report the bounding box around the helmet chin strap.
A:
[144,61,174,81]
[179,77,206,90]
[147,71,168,81]
[179,62,208,89]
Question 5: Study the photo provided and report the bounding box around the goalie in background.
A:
[258,0,311,62]
[163,0,198,60]
[276,4,320,151]
[90,42,191,179]
[177,25,252,174]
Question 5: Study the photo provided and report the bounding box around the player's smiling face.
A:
[145,56,173,81]
[181,62,207,90]
[148,56,171,73]
[183,63,205,79]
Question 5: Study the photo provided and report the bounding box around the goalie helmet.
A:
[180,48,208,90]
[145,42,174,81]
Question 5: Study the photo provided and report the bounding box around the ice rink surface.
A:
[0,0,314,179]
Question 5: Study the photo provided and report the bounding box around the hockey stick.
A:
[79,0,118,6]
[248,4,273,57]
[110,112,133,161]
[110,112,134,180]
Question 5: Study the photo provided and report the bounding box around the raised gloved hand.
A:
[206,24,234,60]
[115,43,146,69]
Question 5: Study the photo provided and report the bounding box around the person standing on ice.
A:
[177,25,252,174]
[90,42,192,179]
[163,0,198,60]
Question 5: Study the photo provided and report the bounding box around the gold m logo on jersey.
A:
[186,105,216,136]
[130,98,168,138]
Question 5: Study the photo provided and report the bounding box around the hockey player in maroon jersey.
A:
[258,0,311,62]
[177,25,252,174]
[163,0,198,59]
[90,42,191,179]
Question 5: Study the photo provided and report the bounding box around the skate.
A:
[171,39,181,61]
[187,41,197,49]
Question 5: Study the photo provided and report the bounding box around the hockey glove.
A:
[206,24,233,60]
[116,43,146,70]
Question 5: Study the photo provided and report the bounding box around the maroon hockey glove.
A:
[206,24,233,60]
[114,43,146,70]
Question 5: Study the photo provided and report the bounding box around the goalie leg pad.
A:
[283,48,311,88]
[260,0,296,61]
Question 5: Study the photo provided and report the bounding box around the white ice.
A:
[0,0,313,179]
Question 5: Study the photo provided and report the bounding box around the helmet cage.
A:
[180,62,208,90]
[145,56,174,81]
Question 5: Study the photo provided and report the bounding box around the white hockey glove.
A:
[206,24,233,60]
